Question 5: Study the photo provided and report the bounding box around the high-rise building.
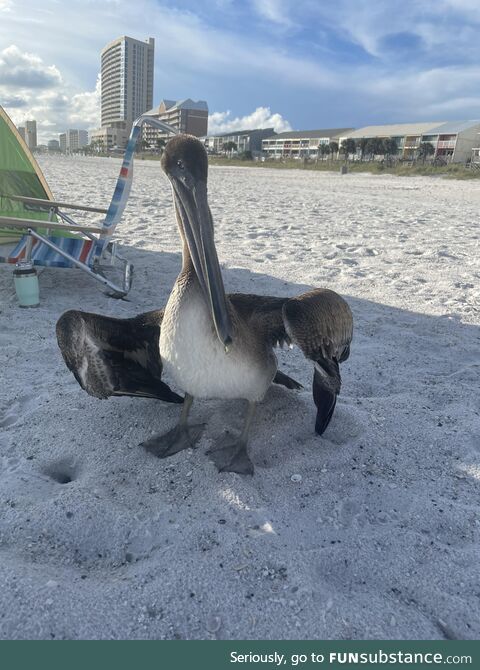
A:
[58,129,89,152]
[68,129,88,151]
[100,35,154,136]
[17,126,26,142]
[143,98,208,147]
[25,120,37,150]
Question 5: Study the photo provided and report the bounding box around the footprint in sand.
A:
[0,391,47,429]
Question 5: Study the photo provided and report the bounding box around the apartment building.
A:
[262,128,354,159]
[143,98,208,146]
[89,125,128,151]
[58,129,88,153]
[24,120,37,151]
[201,128,274,156]
[90,35,155,149]
[338,121,480,162]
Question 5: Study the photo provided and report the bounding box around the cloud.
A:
[250,0,295,28]
[69,76,101,128]
[1,45,99,141]
[0,45,61,89]
[208,106,292,134]
[2,0,480,140]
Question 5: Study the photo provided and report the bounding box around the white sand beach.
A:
[0,156,479,640]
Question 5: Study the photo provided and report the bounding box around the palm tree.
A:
[319,144,330,161]
[417,142,435,163]
[383,138,398,157]
[340,138,356,162]
[328,141,339,160]
[366,137,384,160]
[358,138,369,161]
[222,141,237,156]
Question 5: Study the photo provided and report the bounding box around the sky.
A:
[1,0,480,142]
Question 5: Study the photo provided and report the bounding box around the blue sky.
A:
[1,0,480,141]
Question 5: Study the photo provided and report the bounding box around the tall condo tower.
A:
[25,120,37,150]
[100,35,154,131]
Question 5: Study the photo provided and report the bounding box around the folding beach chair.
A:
[0,106,177,297]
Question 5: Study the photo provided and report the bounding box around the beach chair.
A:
[0,106,177,297]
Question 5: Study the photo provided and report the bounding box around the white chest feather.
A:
[160,283,275,401]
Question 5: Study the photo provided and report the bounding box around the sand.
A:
[0,155,479,640]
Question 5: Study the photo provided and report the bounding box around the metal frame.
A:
[1,115,178,299]
[0,211,132,297]
[28,228,132,295]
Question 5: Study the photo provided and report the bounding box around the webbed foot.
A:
[207,435,254,475]
[142,423,205,458]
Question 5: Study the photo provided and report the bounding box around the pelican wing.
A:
[229,288,353,434]
[56,309,183,404]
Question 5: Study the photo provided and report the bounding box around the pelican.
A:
[56,134,353,475]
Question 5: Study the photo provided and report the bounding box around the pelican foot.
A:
[141,423,205,458]
[207,436,254,475]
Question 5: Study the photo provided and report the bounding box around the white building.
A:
[58,129,88,153]
[25,120,37,151]
[92,35,154,149]
[89,125,128,151]
[262,128,354,159]
[201,128,274,157]
[338,121,480,163]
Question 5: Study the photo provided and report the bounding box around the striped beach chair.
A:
[0,107,177,297]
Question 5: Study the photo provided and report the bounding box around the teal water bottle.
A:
[13,261,40,308]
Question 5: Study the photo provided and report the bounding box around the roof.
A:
[203,128,274,139]
[145,99,208,115]
[427,120,480,134]
[174,98,208,112]
[264,128,354,140]
[159,99,176,110]
[343,120,480,139]
[101,35,153,54]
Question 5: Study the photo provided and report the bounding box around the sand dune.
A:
[0,156,478,639]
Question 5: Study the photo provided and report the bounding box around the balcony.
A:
[437,140,456,149]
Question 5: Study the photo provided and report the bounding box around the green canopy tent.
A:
[0,104,133,297]
[0,105,58,244]
[0,106,177,298]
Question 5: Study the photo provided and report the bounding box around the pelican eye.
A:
[177,159,185,170]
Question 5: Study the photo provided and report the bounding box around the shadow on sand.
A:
[0,242,479,639]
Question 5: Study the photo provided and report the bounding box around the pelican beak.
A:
[171,176,233,348]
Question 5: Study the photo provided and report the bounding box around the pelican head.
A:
[161,134,233,348]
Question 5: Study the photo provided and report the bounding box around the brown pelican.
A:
[56,134,353,475]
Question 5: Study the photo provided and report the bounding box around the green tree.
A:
[383,138,398,157]
[358,138,369,161]
[340,138,356,162]
[328,141,339,160]
[222,141,238,155]
[156,138,166,154]
[365,137,384,160]
[417,141,435,163]
[318,144,330,161]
